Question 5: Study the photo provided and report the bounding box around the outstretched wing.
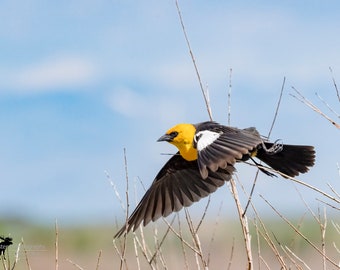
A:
[114,152,234,238]
[194,122,263,179]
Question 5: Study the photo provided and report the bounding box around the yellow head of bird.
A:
[157,123,198,161]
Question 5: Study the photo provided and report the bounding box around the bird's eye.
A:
[169,131,178,138]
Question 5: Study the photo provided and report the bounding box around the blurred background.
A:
[0,0,339,233]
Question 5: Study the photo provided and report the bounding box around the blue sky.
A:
[1,1,339,226]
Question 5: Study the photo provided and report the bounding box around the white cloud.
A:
[109,87,147,118]
[0,54,99,94]
[108,87,188,125]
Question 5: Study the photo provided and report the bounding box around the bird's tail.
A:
[255,142,315,178]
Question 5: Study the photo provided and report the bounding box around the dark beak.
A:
[157,134,172,142]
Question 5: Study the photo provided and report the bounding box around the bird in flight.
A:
[114,121,315,238]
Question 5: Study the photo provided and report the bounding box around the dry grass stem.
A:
[11,241,21,270]
[175,0,213,121]
[163,218,199,254]
[242,170,260,217]
[253,219,262,270]
[316,92,340,118]
[96,250,102,270]
[105,171,125,211]
[267,77,286,138]
[260,195,339,268]
[316,198,340,211]
[177,215,190,270]
[133,236,154,269]
[66,259,84,270]
[55,220,58,270]
[329,67,340,102]
[244,78,285,216]
[227,68,232,125]
[332,221,340,262]
[251,209,286,268]
[149,217,174,265]
[254,164,340,205]
[132,237,141,270]
[184,209,208,269]
[206,201,223,266]
[21,239,32,270]
[196,196,211,232]
[118,148,130,269]
[327,182,340,199]
[283,246,311,270]
[319,208,327,270]
[228,178,253,270]
[226,238,235,270]
[290,87,340,129]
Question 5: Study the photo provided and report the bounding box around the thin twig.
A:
[289,212,307,250]
[247,196,286,268]
[11,241,21,270]
[284,246,311,270]
[260,195,339,268]
[329,67,340,103]
[175,0,213,121]
[316,92,340,118]
[293,185,329,269]
[177,213,190,270]
[133,235,155,270]
[254,219,262,270]
[106,171,125,211]
[226,238,235,270]
[184,209,208,269]
[195,195,211,232]
[227,68,232,126]
[319,207,327,270]
[316,198,340,211]
[21,239,31,270]
[242,170,260,217]
[254,163,340,204]
[149,216,176,265]
[153,227,168,269]
[243,78,285,216]
[66,259,84,270]
[164,219,199,253]
[268,77,285,138]
[55,220,58,270]
[119,148,129,270]
[327,182,340,199]
[290,87,340,129]
[228,178,253,270]
[95,250,102,270]
[207,201,223,266]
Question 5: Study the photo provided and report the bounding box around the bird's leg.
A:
[250,157,277,177]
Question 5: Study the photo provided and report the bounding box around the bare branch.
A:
[315,92,340,118]
[66,259,84,270]
[329,67,340,103]
[227,68,232,126]
[290,87,340,129]
[228,178,253,270]
[55,220,58,270]
[268,77,286,138]
[260,195,339,268]
[175,0,213,121]
[95,250,102,270]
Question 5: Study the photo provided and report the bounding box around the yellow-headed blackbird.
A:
[114,121,315,238]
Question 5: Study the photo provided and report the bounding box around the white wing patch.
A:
[195,130,221,151]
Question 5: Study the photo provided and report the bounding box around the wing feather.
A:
[195,122,263,178]
[114,153,233,238]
